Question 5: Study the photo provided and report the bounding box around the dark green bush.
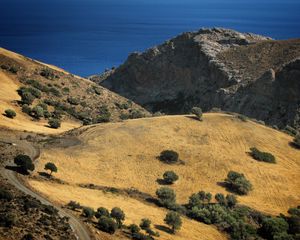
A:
[9,66,18,74]
[156,187,176,207]
[40,68,56,80]
[18,87,36,104]
[111,207,125,227]
[259,217,289,240]
[67,201,81,210]
[159,150,179,164]
[48,118,61,129]
[95,207,110,218]
[4,109,16,118]
[191,107,203,121]
[188,191,212,208]
[140,218,151,230]
[163,171,179,184]
[129,224,140,234]
[0,188,13,201]
[95,105,111,123]
[14,154,35,172]
[0,213,17,227]
[164,211,182,233]
[250,147,276,163]
[225,171,252,195]
[44,162,58,175]
[67,97,80,105]
[49,87,61,97]
[98,216,118,234]
[21,104,31,114]
[31,106,44,119]
[82,207,95,219]
[129,109,145,119]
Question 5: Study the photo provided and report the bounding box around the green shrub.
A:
[14,154,35,172]
[0,188,13,201]
[44,162,58,175]
[226,194,237,208]
[164,211,182,233]
[40,68,56,80]
[0,213,17,227]
[95,207,110,218]
[159,150,179,164]
[21,104,31,114]
[67,97,80,105]
[140,218,151,230]
[215,193,226,206]
[250,147,276,163]
[49,87,61,97]
[188,191,212,208]
[284,125,298,136]
[48,118,61,129]
[163,171,179,184]
[120,113,129,120]
[9,66,18,74]
[4,109,16,118]
[82,207,95,219]
[95,106,111,123]
[191,107,203,121]
[18,87,36,104]
[129,109,145,119]
[67,201,81,210]
[129,224,140,234]
[98,216,117,234]
[237,115,248,122]
[156,187,176,207]
[111,207,125,227]
[31,106,44,119]
[225,171,252,195]
[62,87,70,93]
[259,217,289,240]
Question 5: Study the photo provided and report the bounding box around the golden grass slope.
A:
[0,71,80,133]
[28,113,300,239]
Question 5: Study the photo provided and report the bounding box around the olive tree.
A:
[164,211,182,233]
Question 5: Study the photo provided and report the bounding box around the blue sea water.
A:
[0,0,300,76]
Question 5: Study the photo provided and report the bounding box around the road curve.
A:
[0,138,91,240]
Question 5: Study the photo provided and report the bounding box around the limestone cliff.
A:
[91,28,300,129]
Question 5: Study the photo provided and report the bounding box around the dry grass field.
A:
[28,113,300,239]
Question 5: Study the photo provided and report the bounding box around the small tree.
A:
[159,150,179,164]
[129,224,140,234]
[226,194,237,208]
[82,207,95,219]
[31,106,44,119]
[140,218,151,230]
[156,187,176,207]
[4,109,16,119]
[67,201,81,210]
[14,154,35,173]
[225,171,252,195]
[164,211,182,233]
[215,193,226,205]
[48,118,61,129]
[163,171,179,184]
[98,216,118,234]
[44,162,58,176]
[191,107,203,121]
[111,207,125,228]
[95,207,110,218]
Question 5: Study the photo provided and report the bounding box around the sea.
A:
[1,0,300,76]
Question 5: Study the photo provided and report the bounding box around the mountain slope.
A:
[93,28,300,130]
[0,47,149,133]
[28,113,300,239]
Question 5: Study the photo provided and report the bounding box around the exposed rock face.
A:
[92,28,300,129]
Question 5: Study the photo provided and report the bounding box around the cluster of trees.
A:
[129,218,160,239]
[250,147,276,163]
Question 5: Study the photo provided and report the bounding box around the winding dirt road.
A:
[0,138,91,240]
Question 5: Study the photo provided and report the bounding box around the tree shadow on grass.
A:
[5,165,29,175]
[38,171,51,178]
[156,178,171,185]
[185,115,201,121]
[289,141,300,150]
[217,181,240,195]
[154,224,173,234]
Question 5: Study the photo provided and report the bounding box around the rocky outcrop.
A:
[91,28,300,129]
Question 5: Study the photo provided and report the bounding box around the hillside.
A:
[92,28,300,130]
[0,47,149,133]
[28,113,300,239]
